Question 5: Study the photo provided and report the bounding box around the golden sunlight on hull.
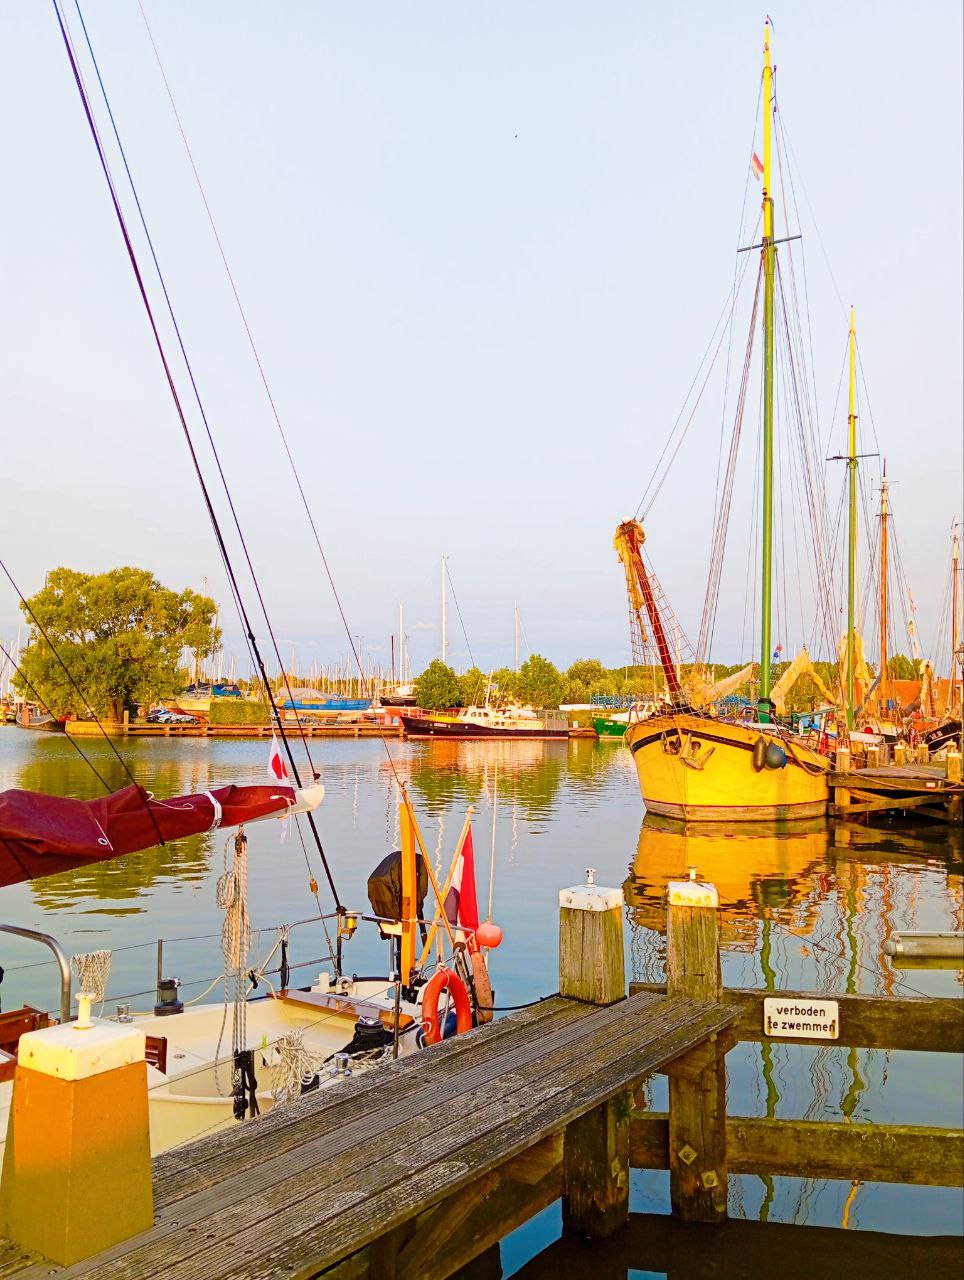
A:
[625,713,830,821]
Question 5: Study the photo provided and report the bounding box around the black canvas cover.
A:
[367,849,428,924]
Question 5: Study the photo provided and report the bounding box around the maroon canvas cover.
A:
[0,782,295,887]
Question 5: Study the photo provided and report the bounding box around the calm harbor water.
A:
[0,727,961,1272]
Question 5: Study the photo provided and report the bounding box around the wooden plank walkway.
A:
[2,990,736,1280]
[830,762,964,821]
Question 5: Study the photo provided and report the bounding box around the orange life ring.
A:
[421,967,473,1045]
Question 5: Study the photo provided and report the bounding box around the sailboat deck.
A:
[3,990,737,1280]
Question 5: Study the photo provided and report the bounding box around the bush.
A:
[208,698,270,726]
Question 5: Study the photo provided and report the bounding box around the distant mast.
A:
[514,604,520,673]
[878,467,889,714]
[846,307,858,730]
[951,521,961,715]
[441,556,448,663]
[758,21,776,720]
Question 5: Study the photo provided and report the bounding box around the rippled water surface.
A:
[1,729,961,1272]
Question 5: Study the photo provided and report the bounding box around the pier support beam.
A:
[665,878,728,1223]
[559,874,629,1237]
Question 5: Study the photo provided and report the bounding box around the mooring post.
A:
[946,748,961,783]
[559,871,629,1238]
[0,996,153,1265]
[894,741,907,766]
[665,876,728,1223]
[834,745,851,810]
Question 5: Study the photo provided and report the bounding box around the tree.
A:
[413,660,462,710]
[888,653,917,681]
[490,667,521,704]
[15,567,220,721]
[458,666,487,707]
[518,653,563,709]
[562,658,613,704]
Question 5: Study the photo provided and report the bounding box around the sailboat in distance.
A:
[619,25,831,821]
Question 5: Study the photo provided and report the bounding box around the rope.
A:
[216,829,251,1066]
[70,949,111,1004]
[270,1028,329,1107]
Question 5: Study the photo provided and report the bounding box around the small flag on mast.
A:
[268,734,289,783]
[772,643,783,661]
[751,152,764,182]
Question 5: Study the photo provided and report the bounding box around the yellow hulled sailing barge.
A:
[616,26,831,821]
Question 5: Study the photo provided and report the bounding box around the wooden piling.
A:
[947,749,962,783]
[664,877,728,1223]
[559,875,629,1237]
[834,746,851,810]
[894,741,907,765]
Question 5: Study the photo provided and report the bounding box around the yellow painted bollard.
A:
[0,996,153,1265]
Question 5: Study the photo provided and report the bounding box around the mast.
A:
[440,557,448,663]
[846,307,857,729]
[514,605,520,674]
[399,602,405,683]
[758,22,776,720]
[878,467,889,714]
[951,521,961,714]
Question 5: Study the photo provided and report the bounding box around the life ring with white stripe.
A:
[421,967,473,1045]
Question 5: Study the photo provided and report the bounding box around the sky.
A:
[1,1,961,679]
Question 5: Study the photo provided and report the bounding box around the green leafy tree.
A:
[888,653,917,681]
[15,567,220,721]
[413,659,462,710]
[518,653,563,709]
[562,658,614,704]
[490,667,522,704]
[457,666,487,707]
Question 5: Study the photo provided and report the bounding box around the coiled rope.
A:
[70,949,112,1006]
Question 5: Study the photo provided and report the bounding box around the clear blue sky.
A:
[1,2,961,677]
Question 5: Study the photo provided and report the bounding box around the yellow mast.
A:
[878,468,889,714]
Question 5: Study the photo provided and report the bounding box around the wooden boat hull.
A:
[625,713,829,821]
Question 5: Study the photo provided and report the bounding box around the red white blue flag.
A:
[751,152,764,181]
[444,825,480,949]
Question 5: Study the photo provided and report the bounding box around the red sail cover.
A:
[0,782,296,888]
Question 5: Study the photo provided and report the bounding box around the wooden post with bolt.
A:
[559,868,629,1238]
[0,993,153,1265]
[835,746,851,810]
[664,875,729,1223]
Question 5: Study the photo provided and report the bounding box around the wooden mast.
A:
[878,467,889,714]
[758,21,776,720]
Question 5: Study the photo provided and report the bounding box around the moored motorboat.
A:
[400,705,568,740]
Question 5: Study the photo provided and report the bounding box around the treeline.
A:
[412,653,922,712]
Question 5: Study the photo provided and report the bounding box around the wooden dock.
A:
[0,873,959,1278]
[2,991,737,1279]
[830,761,963,822]
[65,720,403,740]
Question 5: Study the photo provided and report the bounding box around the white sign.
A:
[763,997,839,1040]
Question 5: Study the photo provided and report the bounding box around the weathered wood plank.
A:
[154,992,587,1209]
[54,996,729,1280]
[629,984,964,1053]
[629,1113,964,1187]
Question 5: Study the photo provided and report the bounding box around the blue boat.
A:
[280,689,372,713]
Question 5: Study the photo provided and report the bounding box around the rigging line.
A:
[444,561,477,671]
[51,0,342,910]
[71,0,322,789]
[134,0,405,792]
[635,249,756,521]
[0,640,113,793]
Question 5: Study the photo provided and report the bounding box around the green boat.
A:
[594,717,628,740]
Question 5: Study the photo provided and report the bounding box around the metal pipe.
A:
[0,924,72,1024]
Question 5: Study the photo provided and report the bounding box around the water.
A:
[1,728,961,1271]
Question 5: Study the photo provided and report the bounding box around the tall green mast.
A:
[758,22,776,721]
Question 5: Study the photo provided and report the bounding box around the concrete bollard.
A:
[0,999,153,1265]
[559,872,628,1238]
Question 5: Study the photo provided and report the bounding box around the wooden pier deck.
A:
[830,761,963,821]
[1,990,737,1280]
